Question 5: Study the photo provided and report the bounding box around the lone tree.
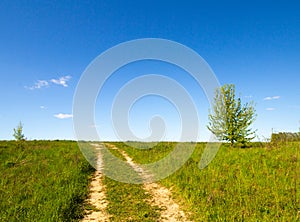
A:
[13,122,25,141]
[207,84,256,146]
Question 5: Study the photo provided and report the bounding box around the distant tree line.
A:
[271,132,300,142]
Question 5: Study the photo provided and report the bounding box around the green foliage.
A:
[118,142,299,221]
[271,132,300,143]
[13,122,25,141]
[207,84,256,146]
[0,140,94,221]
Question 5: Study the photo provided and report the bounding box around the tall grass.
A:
[113,142,299,221]
[1,140,298,221]
[0,140,94,221]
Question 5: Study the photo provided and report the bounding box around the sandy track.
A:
[107,143,191,222]
[82,143,111,222]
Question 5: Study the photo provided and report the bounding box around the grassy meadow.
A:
[0,140,94,221]
[0,140,299,221]
[112,141,300,221]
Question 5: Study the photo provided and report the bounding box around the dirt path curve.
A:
[105,143,191,222]
[82,143,111,222]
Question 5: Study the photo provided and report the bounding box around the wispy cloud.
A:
[263,96,280,101]
[266,108,275,111]
[25,80,49,90]
[50,75,71,87]
[26,75,71,90]
[245,95,253,99]
[54,113,73,119]
[40,106,47,109]
[272,96,280,99]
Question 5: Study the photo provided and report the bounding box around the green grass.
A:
[100,142,161,221]
[112,141,300,221]
[104,176,161,221]
[111,141,176,164]
[1,140,298,221]
[0,140,94,222]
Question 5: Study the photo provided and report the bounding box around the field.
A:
[0,141,94,221]
[0,140,299,221]
[116,142,300,221]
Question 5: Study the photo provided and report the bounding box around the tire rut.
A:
[82,143,111,222]
[105,143,191,222]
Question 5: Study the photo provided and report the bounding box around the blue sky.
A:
[0,0,299,141]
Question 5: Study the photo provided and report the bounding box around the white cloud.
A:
[263,97,272,101]
[26,75,71,90]
[26,80,49,90]
[54,113,73,119]
[263,96,280,101]
[50,75,71,87]
[40,106,46,109]
[266,108,275,111]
